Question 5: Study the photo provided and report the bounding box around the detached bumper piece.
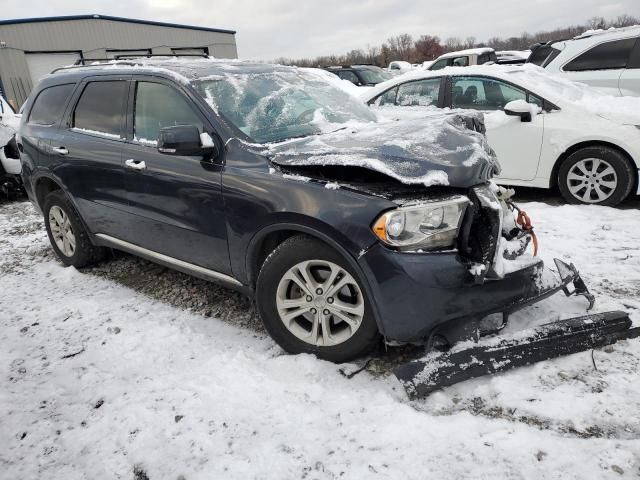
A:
[395,311,640,399]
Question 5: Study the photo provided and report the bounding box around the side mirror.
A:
[503,100,532,122]
[158,125,218,158]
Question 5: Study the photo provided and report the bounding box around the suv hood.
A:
[266,110,500,188]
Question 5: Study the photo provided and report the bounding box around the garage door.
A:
[25,52,81,86]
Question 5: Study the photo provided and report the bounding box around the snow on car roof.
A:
[435,47,495,59]
[496,50,531,60]
[573,24,640,40]
[51,57,294,83]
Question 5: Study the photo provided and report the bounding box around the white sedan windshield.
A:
[195,69,377,143]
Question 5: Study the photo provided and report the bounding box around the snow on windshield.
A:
[195,68,376,143]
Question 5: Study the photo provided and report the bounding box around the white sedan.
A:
[0,97,22,176]
[360,65,640,206]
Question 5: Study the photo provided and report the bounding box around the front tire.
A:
[256,235,380,363]
[43,190,106,267]
[558,146,634,206]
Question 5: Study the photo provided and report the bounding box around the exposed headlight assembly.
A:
[372,196,469,251]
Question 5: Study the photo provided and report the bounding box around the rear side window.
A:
[28,84,74,125]
[336,70,360,84]
[73,81,128,138]
[478,53,496,64]
[564,38,636,71]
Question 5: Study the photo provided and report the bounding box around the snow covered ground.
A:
[1,195,639,479]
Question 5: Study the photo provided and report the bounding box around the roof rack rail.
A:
[71,53,210,65]
[113,53,209,59]
[51,59,137,74]
[50,53,212,74]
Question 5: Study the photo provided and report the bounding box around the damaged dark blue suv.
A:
[19,59,578,362]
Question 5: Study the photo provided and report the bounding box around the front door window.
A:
[134,82,204,145]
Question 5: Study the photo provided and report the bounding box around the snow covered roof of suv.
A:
[50,58,294,84]
[573,24,640,40]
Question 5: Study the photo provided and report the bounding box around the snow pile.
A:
[1,199,639,479]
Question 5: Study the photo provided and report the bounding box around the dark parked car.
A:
[324,65,392,86]
[20,59,553,362]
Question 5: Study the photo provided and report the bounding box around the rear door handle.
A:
[125,159,146,171]
[52,146,68,155]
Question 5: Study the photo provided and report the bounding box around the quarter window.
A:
[73,81,127,137]
[134,82,204,144]
[29,84,75,126]
[396,78,441,106]
[564,38,636,71]
[452,77,526,110]
[374,87,398,106]
[527,93,544,108]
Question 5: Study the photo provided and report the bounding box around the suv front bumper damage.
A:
[395,310,640,399]
[392,262,638,399]
[358,242,594,344]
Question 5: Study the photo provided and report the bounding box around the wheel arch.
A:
[34,175,64,210]
[550,140,638,194]
[33,173,96,242]
[246,223,386,336]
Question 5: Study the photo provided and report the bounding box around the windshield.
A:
[194,69,377,143]
[358,68,392,85]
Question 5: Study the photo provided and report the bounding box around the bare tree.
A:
[414,35,444,61]
[386,34,414,61]
[443,37,463,52]
[277,15,638,68]
[587,16,607,30]
[611,14,639,27]
[366,45,380,65]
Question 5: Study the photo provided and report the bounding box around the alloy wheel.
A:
[275,259,365,347]
[566,158,618,204]
[49,205,76,257]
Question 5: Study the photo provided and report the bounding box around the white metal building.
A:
[0,14,238,108]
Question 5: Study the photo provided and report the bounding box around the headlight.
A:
[372,196,469,251]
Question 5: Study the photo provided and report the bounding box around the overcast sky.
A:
[3,0,638,59]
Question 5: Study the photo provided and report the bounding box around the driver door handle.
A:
[52,146,68,155]
[125,159,146,171]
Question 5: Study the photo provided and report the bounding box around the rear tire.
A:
[558,146,633,206]
[43,190,106,268]
[256,235,380,363]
